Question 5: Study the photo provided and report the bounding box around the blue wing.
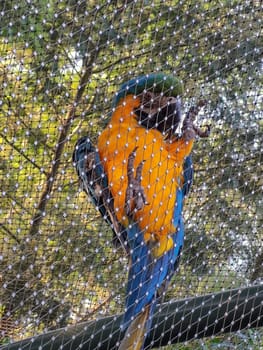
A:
[73,136,107,212]
[73,136,128,252]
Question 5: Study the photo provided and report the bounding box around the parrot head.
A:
[114,73,184,138]
[134,90,182,138]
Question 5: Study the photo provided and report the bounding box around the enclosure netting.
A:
[0,1,262,349]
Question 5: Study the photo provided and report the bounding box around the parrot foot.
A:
[182,116,197,141]
[182,100,211,141]
[125,147,148,218]
[193,124,211,138]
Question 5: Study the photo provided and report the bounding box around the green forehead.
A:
[113,73,184,106]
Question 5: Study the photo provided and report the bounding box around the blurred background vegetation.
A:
[0,0,262,348]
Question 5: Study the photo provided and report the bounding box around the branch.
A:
[0,223,21,244]
[0,133,48,176]
[28,52,99,238]
[80,294,113,322]
[92,49,152,74]
[3,285,263,350]
[3,193,32,215]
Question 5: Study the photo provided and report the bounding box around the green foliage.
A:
[0,0,262,347]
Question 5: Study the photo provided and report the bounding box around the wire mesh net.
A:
[0,1,262,349]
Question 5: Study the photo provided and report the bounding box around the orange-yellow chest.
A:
[98,96,193,243]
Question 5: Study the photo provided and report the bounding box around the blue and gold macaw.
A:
[73,73,209,349]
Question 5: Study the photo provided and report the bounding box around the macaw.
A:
[73,73,209,349]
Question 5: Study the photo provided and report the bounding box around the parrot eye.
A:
[167,97,176,105]
[134,92,182,138]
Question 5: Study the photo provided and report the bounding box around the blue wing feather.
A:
[73,137,128,251]
[73,137,108,215]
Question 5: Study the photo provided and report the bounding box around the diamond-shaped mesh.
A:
[0,1,262,349]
